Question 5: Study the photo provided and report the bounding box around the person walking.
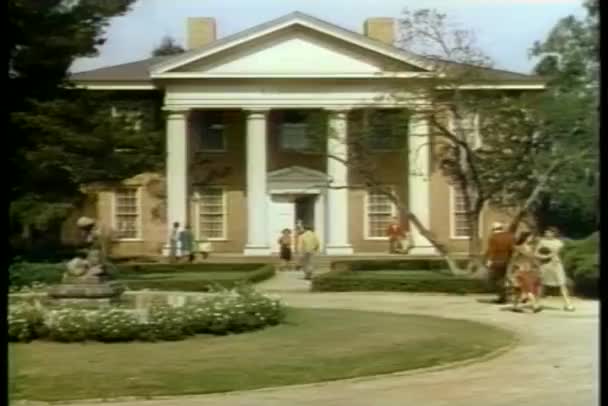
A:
[178,225,195,263]
[298,225,320,280]
[535,227,575,311]
[509,231,542,312]
[168,222,180,263]
[484,222,516,304]
[277,228,293,271]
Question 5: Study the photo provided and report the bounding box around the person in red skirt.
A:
[509,231,542,312]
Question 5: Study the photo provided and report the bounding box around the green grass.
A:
[115,264,276,292]
[9,308,514,402]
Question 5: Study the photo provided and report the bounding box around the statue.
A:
[48,217,124,303]
[63,217,108,283]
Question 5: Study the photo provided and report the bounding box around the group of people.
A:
[277,221,320,280]
[168,222,211,263]
[485,222,575,313]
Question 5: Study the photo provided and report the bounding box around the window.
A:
[448,109,481,150]
[114,188,140,239]
[279,111,316,151]
[365,190,397,238]
[200,111,226,151]
[196,188,226,239]
[363,109,404,151]
[111,106,142,132]
[450,186,471,238]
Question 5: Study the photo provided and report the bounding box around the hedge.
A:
[562,232,599,298]
[117,263,266,274]
[312,269,490,294]
[116,265,276,292]
[331,259,469,272]
[9,262,275,291]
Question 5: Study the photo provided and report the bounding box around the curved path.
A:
[23,290,599,406]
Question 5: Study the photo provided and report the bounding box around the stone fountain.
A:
[48,217,124,305]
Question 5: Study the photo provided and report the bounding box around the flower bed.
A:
[8,286,286,343]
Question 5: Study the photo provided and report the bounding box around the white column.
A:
[408,112,437,255]
[243,109,271,255]
[165,110,189,245]
[325,109,353,255]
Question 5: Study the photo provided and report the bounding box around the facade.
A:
[70,12,544,257]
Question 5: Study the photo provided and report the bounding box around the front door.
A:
[269,195,295,253]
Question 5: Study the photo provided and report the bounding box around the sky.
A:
[71,0,586,74]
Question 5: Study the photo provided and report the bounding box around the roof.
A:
[70,11,543,84]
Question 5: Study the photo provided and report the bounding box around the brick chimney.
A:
[187,17,216,50]
[363,17,395,45]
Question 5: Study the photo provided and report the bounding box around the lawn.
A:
[9,308,514,402]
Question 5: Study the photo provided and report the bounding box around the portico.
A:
[163,104,436,255]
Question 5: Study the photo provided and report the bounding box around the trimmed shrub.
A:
[118,263,267,274]
[8,303,48,342]
[8,261,276,293]
[10,287,287,343]
[90,308,142,342]
[120,265,275,292]
[47,309,94,342]
[331,259,469,272]
[140,305,192,341]
[562,232,599,298]
[312,270,490,294]
[9,262,64,288]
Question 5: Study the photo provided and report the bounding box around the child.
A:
[509,232,542,312]
[277,228,293,271]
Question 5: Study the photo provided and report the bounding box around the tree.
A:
[8,1,150,253]
[527,0,599,237]
[152,36,185,57]
[316,8,594,274]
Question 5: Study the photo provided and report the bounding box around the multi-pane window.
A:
[451,186,472,238]
[111,106,142,132]
[197,188,226,239]
[366,191,396,238]
[114,188,140,239]
[279,111,316,151]
[449,109,481,150]
[200,111,226,151]
[364,109,404,151]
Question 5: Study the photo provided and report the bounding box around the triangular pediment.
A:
[151,12,433,78]
[268,166,328,183]
[168,28,422,76]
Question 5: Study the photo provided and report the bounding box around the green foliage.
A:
[9,262,65,288]
[11,288,286,343]
[7,262,276,292]
[8,303,48,342]
[90,308,142,342]
[152,36,185,56]
[119,264,276,292]
[141,305,191,341]
[312,269,490,294]
[47,308,94,342]
[333,259,469,272]
[562,232,599,297]
[118,263,267,274]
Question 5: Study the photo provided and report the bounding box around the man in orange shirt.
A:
[386,217,409,254]
[484,221,516,304]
